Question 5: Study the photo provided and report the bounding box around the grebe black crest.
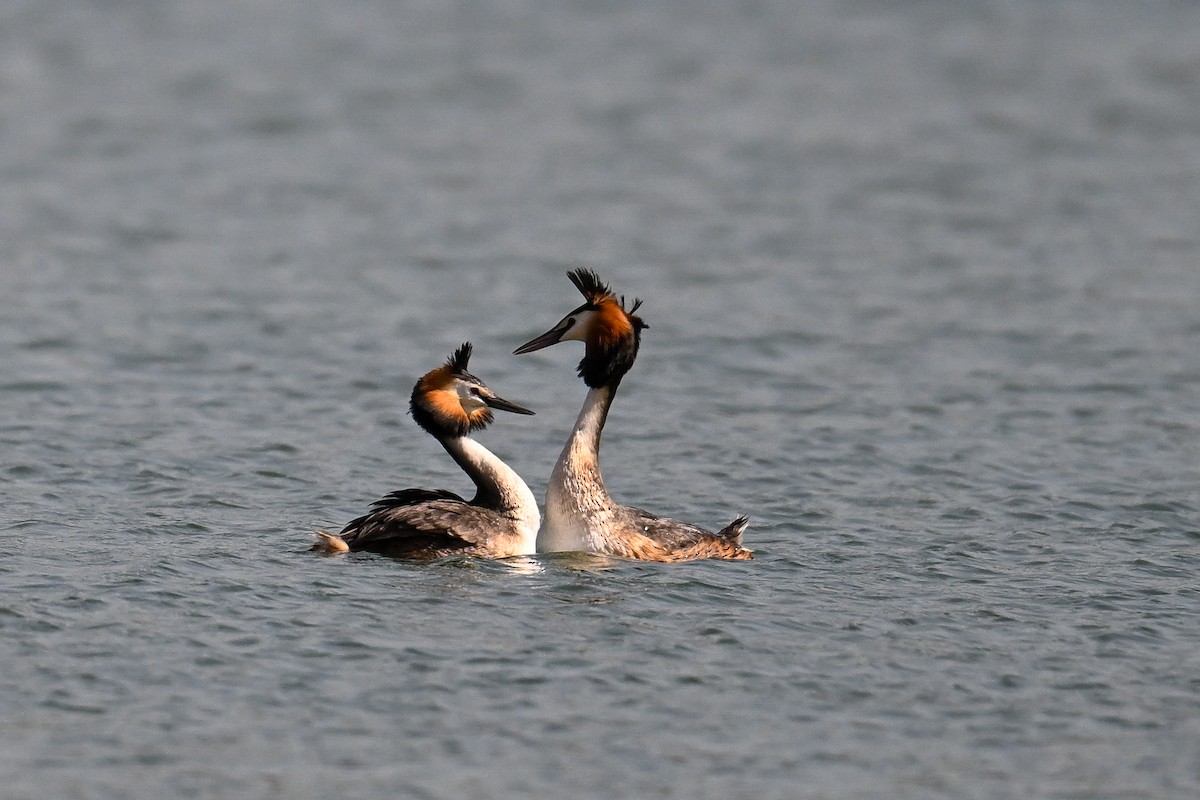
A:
[312,342,540,559]
[515,270,751,562]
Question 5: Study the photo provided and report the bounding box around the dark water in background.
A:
[3,1,1199,797]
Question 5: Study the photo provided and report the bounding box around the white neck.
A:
[539,385,618,552]
[442,435,540,554]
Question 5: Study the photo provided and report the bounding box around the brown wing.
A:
[339,489,467,550]
[337,488,527,559]
[614,507,753,561]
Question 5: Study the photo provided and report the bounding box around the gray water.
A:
[3,1,1199,797]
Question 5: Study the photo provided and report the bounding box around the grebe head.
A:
[411,342,534,437]
[514,269,648,388]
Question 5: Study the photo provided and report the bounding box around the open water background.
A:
[3,1,1199,797]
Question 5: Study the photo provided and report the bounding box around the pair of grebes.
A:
[313,269,751,562]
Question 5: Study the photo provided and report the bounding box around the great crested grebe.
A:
[514,269,751,562]
[312,343,540,559]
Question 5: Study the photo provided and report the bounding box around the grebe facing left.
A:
[312,343,540,559]
[514,269,751,562]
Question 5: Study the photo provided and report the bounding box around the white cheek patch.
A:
[562,310,596,342]
[455,382,487,412]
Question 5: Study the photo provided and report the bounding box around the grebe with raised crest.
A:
[313,343,540,559]
[514,270,751,562]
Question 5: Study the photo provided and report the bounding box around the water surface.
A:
[3,1,1199,798]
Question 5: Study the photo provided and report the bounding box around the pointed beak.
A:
[513,320,573,355]
[483,394,535,415]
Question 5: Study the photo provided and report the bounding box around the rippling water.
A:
[3,1,1199,797]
